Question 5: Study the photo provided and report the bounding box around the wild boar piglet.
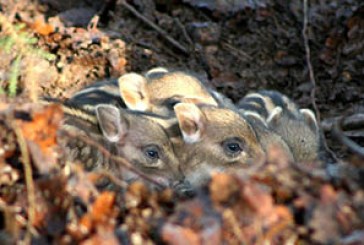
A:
[238,90,320,162]
[173,102,265,186]
[61,103,184,187]
[69,67,218,116]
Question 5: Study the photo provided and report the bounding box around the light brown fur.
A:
[174,103,265,186]
[119,68,218,116]
[199,92,294,162]
[243,116,294,161]
[146,71,217,105]
[69,67,218,118]
[267,108,319,162]
[238,90,320,162]
[60,104,183,187]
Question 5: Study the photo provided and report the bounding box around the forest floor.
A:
[0,0,363,244]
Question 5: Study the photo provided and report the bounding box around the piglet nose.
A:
[172,180,196,199]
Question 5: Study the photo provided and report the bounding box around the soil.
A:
[0,0,364,244]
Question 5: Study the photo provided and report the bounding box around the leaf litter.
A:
[0,0,364,244]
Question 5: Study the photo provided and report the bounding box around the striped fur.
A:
[173,103,266,186]
[237,90,320,162]
[42,99,184,186]
[68,78,125,111]
[67,67,218,117]
[64,70,301,186]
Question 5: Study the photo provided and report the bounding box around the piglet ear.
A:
[95,104,128,142]
[209,90,230,107]
[180,95,219,107]
[300,108,318,131]
[243,111,267,126]
[118,73,150,111]
[267,106,283,127]
[144,67,169,79]
[174,103,206,144]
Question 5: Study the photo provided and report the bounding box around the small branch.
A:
[291,161,329,180]
[341,130,364,138]
[302,1,341,163]
[321,113,364,132]
[260,218,293,244]
[174,18,193,47]
[119,0,188,54]
[93,169,128,188]
[0,199,22,241]
[60,129,165,188]
[332,117,364,158]
[12,121,36,244]
[223,208,246,244]
[302,0,320,123]
[221,41,253,61]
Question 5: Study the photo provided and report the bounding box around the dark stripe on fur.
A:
[70,90,126,109]
[259,90,286,109]
[238,102,268,118]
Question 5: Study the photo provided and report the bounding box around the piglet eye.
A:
[226,143,241,153]
[167,100,180,110]
[163,97,181,110]
[222,138,244,157]
[143,145,160,160]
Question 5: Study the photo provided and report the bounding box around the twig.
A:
[0,199,22,241]
[135,40,181,60]
[60,129,165,188]
[340,230,364,244]
[321,113,364,132]
[223,208,246,244]
[93,169,128,188]
[302,1,341,163]
[291,161,329,180]
[332,116,364,158]
[340,130,364,138]
[174,18,193,47]
[12,122,36,244]
[259,218,293,244]
[119,0,188,54]
[221,41,253,61]
[303,0,320,123]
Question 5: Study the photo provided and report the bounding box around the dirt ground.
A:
[0,0,364,244]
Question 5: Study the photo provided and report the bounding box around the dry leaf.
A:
[17,105,63,173]
[31,18,55,36]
